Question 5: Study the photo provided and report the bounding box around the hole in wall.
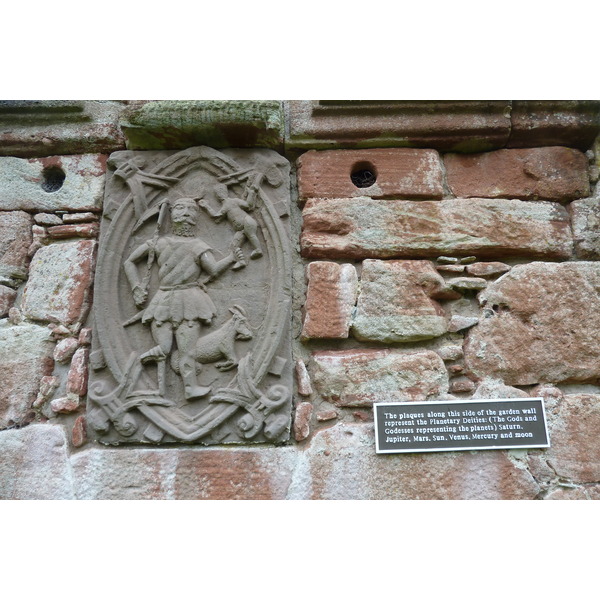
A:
[350,161,377,188]
[41,166,66,193]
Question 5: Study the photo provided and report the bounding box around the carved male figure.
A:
[124,196,243,400]
[198,183,262,269]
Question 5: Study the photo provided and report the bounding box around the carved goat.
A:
[193,305,253,372]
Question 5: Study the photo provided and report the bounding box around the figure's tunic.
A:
[142,235,216,326]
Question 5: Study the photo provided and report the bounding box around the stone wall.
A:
[1,100,600,500]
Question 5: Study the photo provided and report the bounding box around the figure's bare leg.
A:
[243,218,262,259]
[175,320,211,399]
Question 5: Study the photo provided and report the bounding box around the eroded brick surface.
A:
[0,425,73,499]
[465,262,600,385]
[301,262,358,339]
[445,147,589,201]
[311,349,448,407]
[301,198,573,261]
[287,423,540,500]
[0,321,54,428]
[21,240,96,326]
[71,447,298,500]
[297,148,444,200]
[351,260,447,342]
[538,394,600,484]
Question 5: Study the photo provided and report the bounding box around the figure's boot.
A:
[179,354,211,400]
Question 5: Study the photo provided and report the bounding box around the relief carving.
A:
[88,146,292,445]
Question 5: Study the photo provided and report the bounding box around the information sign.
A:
[374,398,550,454]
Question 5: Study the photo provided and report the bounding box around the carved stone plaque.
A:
[88,146,292,445]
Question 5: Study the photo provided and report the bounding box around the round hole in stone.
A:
[350,161,377,188]
[41,166,66,193]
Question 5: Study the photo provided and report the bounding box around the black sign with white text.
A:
[374,398,550,454]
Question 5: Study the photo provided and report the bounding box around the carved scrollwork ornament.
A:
[88,147,293,445]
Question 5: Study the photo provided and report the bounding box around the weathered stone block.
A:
[507,101,600,150]
[466,262,511,278]
[287,423,540,500]
[53,337,79,363]
[71,446,297,499]
[50,393,80,414]
[435,345,464,362]
[67,347,89,396]
[0,424,73,499]
[301,198,573,261]
[465,262,600,385]
[287,100,513,151]
[534,394,600,484]
[311,349,448,407]
[33,375,60,408]
[0,100,126,157]
[445,147,590,201]
[293,402,313,441]
[0,321,54,428]
[0,154,106,212]
[449,377,475,394]
[295,359,313,396]
[72,415,87,447]
[471,378,529,400]
[21,240,96,326]
[448,315,479,332]
[570,196,600,259]
[120,101,284,150]
[301,262,358,339]
[0,285,17,317]
[351,260,447,343]
[297,148,444,200]
[47,223,99,239]
[0,210,33,286]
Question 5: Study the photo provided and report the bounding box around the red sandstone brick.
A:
[72,416,87,448]
[445,147,589,202]
[46,223,99,239]
[293,402,313,442]
[67,347,89,396]
[300,197,573,261]
[301,262,358,339]
[54,337,79,363]
[466,262,511,278]
[297,148,444,200]
[295,359,313,396]
[311,348,448,407]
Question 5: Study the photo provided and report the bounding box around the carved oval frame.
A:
[91,146,291,442]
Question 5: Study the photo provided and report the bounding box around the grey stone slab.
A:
[0,424,73,499]
[286,423,540,500]
[20,240,96,326]
[0,211,32,287]
[301,197,574,261]
[71,446,297,499]
[120,101,284,150]
[0,321,54,429]
[0,154,106,212]
[88,146,293,446]
[571,195,600,259]
[0,100,126,157]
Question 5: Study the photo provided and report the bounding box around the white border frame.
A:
[374,397,550,454]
